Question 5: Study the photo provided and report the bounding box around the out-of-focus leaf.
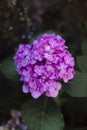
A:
[54,97,66,107]
[81,38,87,55]
[66,71,87,97]
[21,97,64,130]
[11,0,16,5]
[77,56,87,73]
[1,56,19,81]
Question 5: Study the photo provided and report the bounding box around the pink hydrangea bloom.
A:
[13,33,75,99]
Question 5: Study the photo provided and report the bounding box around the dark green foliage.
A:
[76,56,87,73]
[1,56,19,81]
[21,97,64,130]
[66,37,87,97]
[81,38,87,56]
[66,71,87,97]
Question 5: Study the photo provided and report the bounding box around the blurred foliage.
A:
[21,97,64,130]
[1,56,19,81]
[1,0,87,130]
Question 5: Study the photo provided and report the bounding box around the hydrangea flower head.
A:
[14,33,75,99]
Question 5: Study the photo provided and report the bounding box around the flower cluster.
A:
[14,33,75,99]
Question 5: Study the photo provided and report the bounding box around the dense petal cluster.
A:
[14,33,75,98]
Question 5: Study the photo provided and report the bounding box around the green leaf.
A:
[77,56,87,73]
[66,71,87,97]
[81,38,87,55]
[1,56,19,81]
[21,97,64,130]
[11,0,16,5]
[54,97,66,107]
